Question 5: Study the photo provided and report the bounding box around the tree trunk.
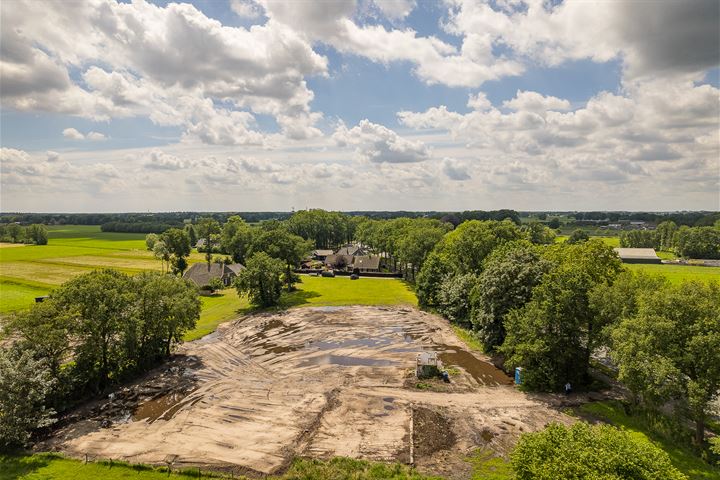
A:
[695,416,705,445]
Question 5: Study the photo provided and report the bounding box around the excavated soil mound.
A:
[44,306,569,478]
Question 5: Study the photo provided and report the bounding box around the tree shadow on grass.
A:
[0,453,54,479]
[278,289,321,308]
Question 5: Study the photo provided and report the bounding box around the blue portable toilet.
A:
[514,367,523,385]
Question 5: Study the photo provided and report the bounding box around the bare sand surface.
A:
[44,306,572,478]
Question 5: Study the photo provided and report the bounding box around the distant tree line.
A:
[523,210,720,227]
[620,221,720,259]
[1,270,200,448]
[0,223,48,245]
[101,221,183,233]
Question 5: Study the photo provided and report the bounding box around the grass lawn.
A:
[580,401,719,480]
[625,263,720,284]
[282,275,418,308]
[0,454,439,480]
[184,290,251,341]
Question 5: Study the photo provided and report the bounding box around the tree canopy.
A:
[611,280,720,444]
[234,252,285,307]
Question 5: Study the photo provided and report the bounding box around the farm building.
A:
[353,255,381,272]
[312,249,334,261]
[183,262,245,287]
[335,244,368,257]
[613,248,662,264]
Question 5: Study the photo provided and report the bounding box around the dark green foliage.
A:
[221,215,254,263]
[286,209,356,248]
[548,217,561,229]
[436,273,477,323]
[511,422,686,480]
[52,270,136,390]
[415,251,451,307]
[522,221,556,244]
[0,223,48,244]
[160,228,191,274]
[0,346,56,448]
[611,281,720,445]
[501,240,622,390]
[25,224,48,245]
[470,242,549,351]
[656,221,678,250]
[12,270,200,396]
[675,226,720,259]
[620,229,659,249]
[234,252,285,307]
[566,229,589,244]
[416,220,523,306]
[250,227,313,290]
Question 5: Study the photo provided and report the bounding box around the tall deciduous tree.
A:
[0,346,57,448]
[52,269,136,391]
[234,252,285,307]
[470,241,550,351]
[611,281,720,445]
[26,224,48,245]
[161,228,191,275]
[221,215,254,264]
[501,240,622,390]
[251,227,313,290]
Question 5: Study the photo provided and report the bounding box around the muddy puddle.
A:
[133,390,200,423]
[430,345,512,386]
[299,354,399,367]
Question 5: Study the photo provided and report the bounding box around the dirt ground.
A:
[42,306,573,478]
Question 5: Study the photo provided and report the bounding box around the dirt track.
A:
[45,306,571,478]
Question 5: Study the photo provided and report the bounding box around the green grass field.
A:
[0,454,439,480]
[625,263,720,284]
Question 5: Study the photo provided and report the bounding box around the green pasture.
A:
[625,263,720,284]
[282,275,418,308]
[0,226,205,314]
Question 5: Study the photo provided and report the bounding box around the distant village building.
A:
[312,249,334,261]
[183,262,245,287]
[353,255,381,272]
[614,248,662,264]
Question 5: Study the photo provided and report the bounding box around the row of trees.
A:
[1,270,200,447]
[620,221,720,258]
[414,218,719,446]
[0,223,48,245]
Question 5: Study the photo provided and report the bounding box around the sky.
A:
[1,0,719,213]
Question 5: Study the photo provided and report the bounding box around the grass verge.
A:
[0,454,440,480]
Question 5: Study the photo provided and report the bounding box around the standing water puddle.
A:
[433,346,512,386]
[133,390,200,423]
[299,354,398,367]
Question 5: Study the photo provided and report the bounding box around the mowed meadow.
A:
[0,226,418,339]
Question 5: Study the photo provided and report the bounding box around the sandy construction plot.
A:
[47,306,570,478]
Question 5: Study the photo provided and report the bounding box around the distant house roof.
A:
[183,262,245,286]
[614,248,661,264]
[335,245,367,256]
[313,249,334,257]
[353,255,380,270]
[325,253,354,267]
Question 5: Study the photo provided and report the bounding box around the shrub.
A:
[511,422,687,480]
